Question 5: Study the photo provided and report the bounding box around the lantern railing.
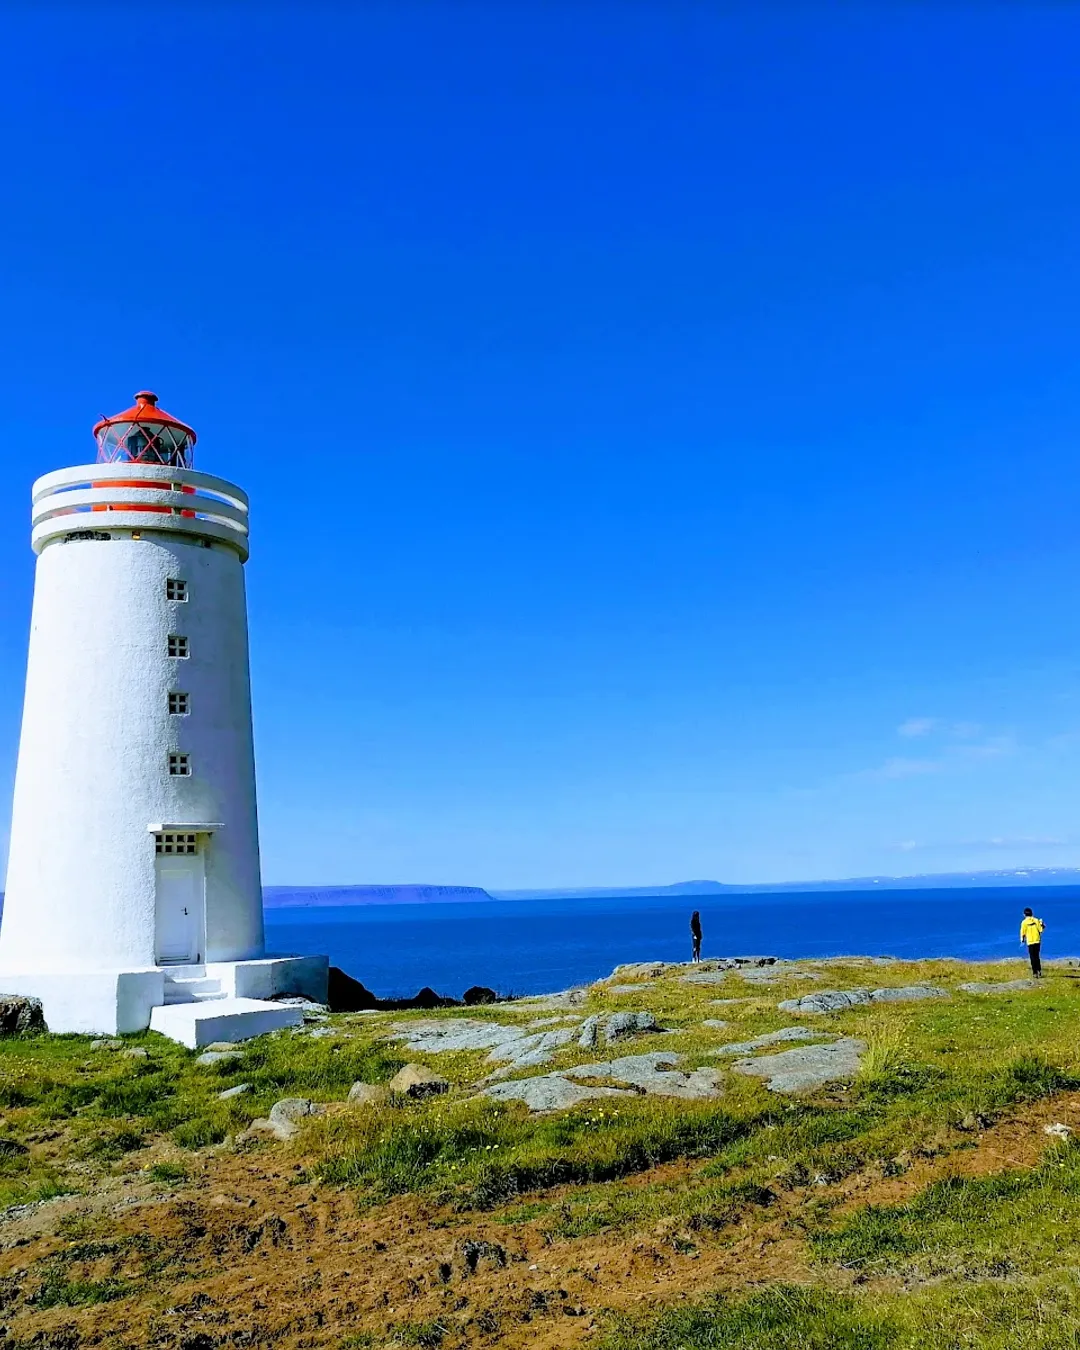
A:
[30,464,250,560]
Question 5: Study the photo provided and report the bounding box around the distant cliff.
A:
[262,884,495,909]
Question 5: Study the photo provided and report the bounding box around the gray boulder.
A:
[869,985,948,1003]
[778,989,872,1014]
[389,1064,450,1099]
[959,979,1037,995]
[195,1050,244,1068]
[120,1047,149,1060]
[484,1075,632,1112]
[91,1038,123,1051]
[569,1052,724,1100]
[713,1027,827,1056]
[605,1011,661,1043]
[218,1083,251,1100]
[242,1097,321,1142]
[270,1097,317,1126]
[734,1038,867,1093]
[701,1019,729,1029]
[577,1014,602,1049]
[0,996,45,1037]
[348,1081,390,1106]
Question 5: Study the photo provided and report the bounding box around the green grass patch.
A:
[814,1136,1080,1277]
[316,1095,759,1207]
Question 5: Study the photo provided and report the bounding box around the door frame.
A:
[153,835,207,965]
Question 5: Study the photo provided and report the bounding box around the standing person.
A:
[1020,907,1045,978]
[690,910,703,964]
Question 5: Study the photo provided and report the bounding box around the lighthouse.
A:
[0,392,327,1046]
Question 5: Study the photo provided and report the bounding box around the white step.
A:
[163,976,223,1004]
[150,996,303,1049]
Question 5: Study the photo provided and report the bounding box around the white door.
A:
[154,853,205,964]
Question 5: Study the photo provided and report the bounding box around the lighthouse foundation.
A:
[0,954,328,1044]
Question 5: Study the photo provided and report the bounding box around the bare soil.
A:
[3,1092,1075,1350]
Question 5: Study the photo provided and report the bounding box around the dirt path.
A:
[3,1092,1076,1350]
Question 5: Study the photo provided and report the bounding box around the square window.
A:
[168,692,190,715]
[168,753,191,777]
[155,832,197,855]
[167,635,189,659]
[166,578,188,602]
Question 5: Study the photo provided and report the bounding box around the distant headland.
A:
[260,866,1080,909]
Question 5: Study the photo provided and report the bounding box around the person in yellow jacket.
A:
[1020,907,1045,978]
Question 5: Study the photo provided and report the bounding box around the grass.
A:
[314,1094,760,1207]
[4,956,1080,1346]
[598,1280,1080,1350]
[814,1136,1080,1278]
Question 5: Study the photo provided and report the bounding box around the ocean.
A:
[263,884,1080,1000]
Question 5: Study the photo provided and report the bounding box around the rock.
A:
[733,1038,867,1093]
[778,990,872,1014]
[307,1026,337,1039]
[412,986,457,1010]
[1045,1122,1072,1140]
[120,1047,149,1060]
[682,971,737,987]
[869,986,948,1003]
[604,1011,661,1043]
[218,1083,251,1100]
[347,1082,390,1106]
[528,1016,578,1028]
[701,1019,729,1029]
[577,1015,602,1050]
[0,995,45,1037]
[269,1097,318,1126]
[389,1064,450,1099]
[205,1041,247,1052]
[90,1038,123,1051]
[327,966,380,1011]
[484,1075,632,1112]
[713,1027,827,1056]
[241,1116,297,1143]
[498,1028,576,1071]
[607,984,649,994]
[959,979,1037,995]
[195,1050,244,1068]
[958,1111,988,1132]
[519,987,589,1010]
[391,1018,523,1056]
[570,1052,725,1100]
[463,986,498,1006]
[391,1018,574,1072]
[710,998,747,1006]
[610,962,668,980]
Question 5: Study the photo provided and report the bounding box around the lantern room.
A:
[93,391,196,469]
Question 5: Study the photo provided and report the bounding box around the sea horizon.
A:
[263,883,1080,1001]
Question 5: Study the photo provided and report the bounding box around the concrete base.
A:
[0,969,164,1035]
[149,996,303,1048]
[209,954,328,1004]
[0,953,326,1042]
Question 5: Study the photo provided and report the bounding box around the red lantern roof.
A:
[93,391,197,444]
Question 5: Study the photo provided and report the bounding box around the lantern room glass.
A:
[96,420,194,469]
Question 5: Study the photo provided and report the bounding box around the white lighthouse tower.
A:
[0,391,326,1046]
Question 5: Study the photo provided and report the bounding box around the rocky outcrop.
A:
[733,1038,867,1093]
[959,979,1037,995]
[0,996,45,1037]
[779,986,947,1014]
[713,1027,827,1055]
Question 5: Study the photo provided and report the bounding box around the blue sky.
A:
[2,3,1080,888]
